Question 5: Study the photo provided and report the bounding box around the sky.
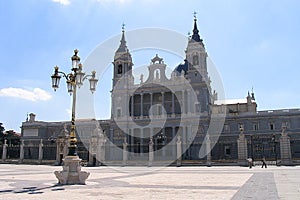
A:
[0,0,300,132]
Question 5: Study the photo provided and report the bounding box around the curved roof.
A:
[174,59,188,75]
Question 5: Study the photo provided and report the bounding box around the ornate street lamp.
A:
[52,49,98,185]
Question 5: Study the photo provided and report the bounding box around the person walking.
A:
[261,157,267,168]
[247,158,253,169]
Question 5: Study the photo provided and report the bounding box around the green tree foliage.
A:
[0,122,5,145]
[0,123,20,145]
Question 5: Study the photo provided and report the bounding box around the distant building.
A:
[15,17,300,166]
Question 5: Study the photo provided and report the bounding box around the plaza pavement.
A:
[0,164,299,200]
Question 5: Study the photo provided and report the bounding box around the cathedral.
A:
[4,17,300,166]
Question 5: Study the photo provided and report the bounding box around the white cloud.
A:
[52,0,71,5]
[0,87,52,102]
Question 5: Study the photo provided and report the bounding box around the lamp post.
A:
[52,49,98,185]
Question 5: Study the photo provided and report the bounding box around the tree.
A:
[0,122,5,145]
[0,123,20,145]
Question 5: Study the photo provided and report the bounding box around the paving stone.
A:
[0,165,299,199]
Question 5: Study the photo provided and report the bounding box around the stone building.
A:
[10,17,300,166]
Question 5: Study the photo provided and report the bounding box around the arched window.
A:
[193,55,199,65]
[155,69,160,80]
[117,64,122,74]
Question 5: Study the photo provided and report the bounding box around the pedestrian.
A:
[247,158,253,169]
[261,157,267,168]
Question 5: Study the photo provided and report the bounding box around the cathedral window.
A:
[117,64,122,74]
[282,122,289,129]
[155,69,160,80]
[269,123,275,130]
[253,123,259,131]
[224,146,231,156]
[193,55,199,65]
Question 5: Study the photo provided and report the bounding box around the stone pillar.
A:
[182,126,186,158]
[206,135,211,166]
[237,131,248,166]
[150,93,153,112]
[172,127,176,157]
[176,135,182,167]
[148,138,154,167]
[19,139,24,163]
[89,135,98,166]
[162,128,166,157]
[56,135,69,165]
[186,89,191,114]
[140,93,143,117]
[38,139,43,164]
[97,132,106,165]
[182,90,185,114]
[171,92,175,117]
[187,125,192,159]
[140,128,144,154]
[123,136,128,166]
[280,127,292,165]
[2,139,8,161]
[131,95,134,117]
[161,92,165,116]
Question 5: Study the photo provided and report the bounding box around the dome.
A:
[174,59,188,75]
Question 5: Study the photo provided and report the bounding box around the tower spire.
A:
[191,11,202,43]
[117,23,127,53]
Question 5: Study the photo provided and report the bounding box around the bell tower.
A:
[112,24,134,89]
[186,13,209,82]
[185,13,212,114]
[111,25,134,120]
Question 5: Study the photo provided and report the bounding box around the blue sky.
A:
[0,0,300,132]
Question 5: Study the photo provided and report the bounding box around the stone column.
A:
[140,93,143,117]
[161,92,165,116]
[280,127,292,165]
[182,90,185,114]
[148,138,154,167]
[122,136,128,166]
[162,128,166,157]
[237,131,248,166]
[56,138,63,165]
[182,126,186,158]
[186,89,191,114]
[2,139,8,161]
[150,93,153,112]
[88,143,93,166]
[176,135,182,167]
[131,95,134,117]
[206,135,211,166]
[19,139,24,163]
[89,135,98,166]
[97,132,106,165]
[172,127,176,157]
[140,128,144,154]
[38,139,43,164]
[171,92,175,117]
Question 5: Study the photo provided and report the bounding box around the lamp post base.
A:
[54,156,90,185]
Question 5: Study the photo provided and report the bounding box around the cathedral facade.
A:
[7,17,300,166]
